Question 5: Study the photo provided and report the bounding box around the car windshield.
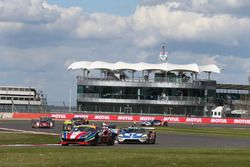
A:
[126,128,146,133]
[72,126,95,132]
[40,117,50,121]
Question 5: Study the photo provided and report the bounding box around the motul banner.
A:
[12,112,250,125]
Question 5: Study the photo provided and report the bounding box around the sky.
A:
[0,0,250,106]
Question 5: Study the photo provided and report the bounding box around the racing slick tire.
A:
[107,137,114,146]
[163,122,168,126]
[32,123,37,128]
[152,137,156,144]
[91,134,99,146]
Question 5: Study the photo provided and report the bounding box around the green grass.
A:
[0,147,250,167]
[156,126,250,138]
[1,131,250,166]
[0,132,58,144]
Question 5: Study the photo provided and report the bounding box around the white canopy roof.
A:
[68,61,220,73]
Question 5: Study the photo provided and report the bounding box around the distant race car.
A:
[70,117,89,126]
[31,116,55,128]
[141,120,168,127]
[101,122,119,139]
[60,125,116,146]
[117,127,156,144]
[62,120,74,132]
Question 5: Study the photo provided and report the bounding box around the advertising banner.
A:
[12,112,250,125]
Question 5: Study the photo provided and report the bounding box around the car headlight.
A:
[118,134,123,137]
[142,134,148,138]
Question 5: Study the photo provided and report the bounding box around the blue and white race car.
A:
[117,127,156,144]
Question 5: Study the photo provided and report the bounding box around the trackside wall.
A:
[9,112,250,125]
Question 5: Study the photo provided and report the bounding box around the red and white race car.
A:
[31,116,55,128]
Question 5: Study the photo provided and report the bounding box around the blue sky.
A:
[47,0,138,16]
[0,0,250,106]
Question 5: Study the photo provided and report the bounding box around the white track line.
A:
[0,144,60,147]
[0,127,59,136]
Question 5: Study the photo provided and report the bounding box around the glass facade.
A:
[76,78,217,116]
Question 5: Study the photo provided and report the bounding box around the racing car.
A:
[31,116,55,128]
[117,127,156,144]
[62,119,74,132]
[60,125,116,146]
[70,117,89,126]
[141,120,168,127]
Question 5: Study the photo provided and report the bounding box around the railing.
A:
[77,94,204,105]
[77,76,195,84]
[77,76,204,89]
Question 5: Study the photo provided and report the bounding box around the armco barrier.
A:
[12,112,250,125]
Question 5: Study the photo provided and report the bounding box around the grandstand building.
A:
[68,60,223,116]
[0,86,47,112]
[67,45,250,117]
[216,84,250,117]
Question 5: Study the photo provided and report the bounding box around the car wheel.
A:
[107,137,114,146]
[152,136,156,144]
[32,123,37,128]
[91,134,99,146]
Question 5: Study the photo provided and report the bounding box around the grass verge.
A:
[156,126,250,138]
[1,147,250,167]
[0,132,58,144]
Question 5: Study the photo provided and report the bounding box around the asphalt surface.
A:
[1,120,250,148]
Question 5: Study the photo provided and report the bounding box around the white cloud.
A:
[1,0,250,48]
[139,0,250,16]
[0,0,250,105]
[0,0,59,23]
[131,3,250,47]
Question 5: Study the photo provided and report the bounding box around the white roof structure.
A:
[68,61,220,73]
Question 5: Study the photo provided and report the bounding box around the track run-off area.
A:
[1,119,250,148]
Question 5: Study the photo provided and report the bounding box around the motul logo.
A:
[118,116,133,121]
[51,114,66,119]
[74,114,88,119]
[210,119,227,123]
[94,115,110,120]
[140,117,155,121]
[164,117,179,122]
[186,118,202,123]
[234,119,250,124]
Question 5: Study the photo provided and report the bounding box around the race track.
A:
[1,120,250,148]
